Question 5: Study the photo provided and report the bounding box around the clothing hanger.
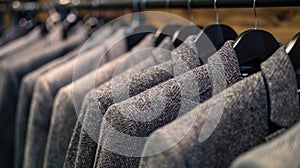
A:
[286,33,300,90]
[61,8,81,39]
[126,0,157,50]
[233,0,279,75]
[172,0,203,48]
[194,0,237,64]
[84,10,106,36]
[154,0,181,46]
[286,32,300,70]
[13,1,51,39]
[15,3,39,31]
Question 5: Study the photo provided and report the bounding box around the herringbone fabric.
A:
[43,34,154,168]
[96,41,241,168]
[139,46,300,168]
[0,27,86,168]
[230,121,300,168]
[63,38,173,168]
[23,29,127,168]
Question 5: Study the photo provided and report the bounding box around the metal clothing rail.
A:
[71,0,300,9]
[1,0,300,12]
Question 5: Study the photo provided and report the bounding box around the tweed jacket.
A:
[139,46,300,168]
[0,27,86,168]
[230,121,300,168]
[43,34,154,168]
[23,29,127,168]
[96,41,242,168]
[63,37,173,168]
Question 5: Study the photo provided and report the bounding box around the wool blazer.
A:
[139,46,300,168]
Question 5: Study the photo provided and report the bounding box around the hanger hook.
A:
[214,0,219,24]
[253,0,258,29]
[132,0,139,12]
[141,0,147,11]
[187,0,194,23]
[166,0,170,9]
[132,0,140,24]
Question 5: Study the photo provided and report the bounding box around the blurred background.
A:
[0,0,299,43]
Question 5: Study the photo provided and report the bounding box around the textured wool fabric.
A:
[0,25,31,47]
[0,26,85,168]
[91,36,202,168]
[23,29,127,168]
[97,41,242,168]
[43,34,154,168]
[14,25,114,168]
[89,35,203,168]
[14,48,79,168]
[63,37,173,168]
[230,121,300,168]
[81,24,115,51]
[0,26,42,60]
[139,46,300,168]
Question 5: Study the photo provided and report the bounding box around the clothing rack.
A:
[71,0,300,9]
[1,0,300,12]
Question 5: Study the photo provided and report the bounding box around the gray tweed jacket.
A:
[139,46,300,168]
[0,27,86,168]
[230,121,300,168]
[15,25,115,168]
[43,34,154,168]
[23,29,127,168]
[14,48,79,168]
[77,36,203,168]
[63,37,173,168]
[96,40,242,168]
[74,36,201,168]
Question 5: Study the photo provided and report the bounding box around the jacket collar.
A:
[261,46,300,128]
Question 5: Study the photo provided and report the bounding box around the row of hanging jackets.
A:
[0,6,299,168]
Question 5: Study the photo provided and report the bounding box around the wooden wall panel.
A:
[146,7,300,44]
[3,0,300,44]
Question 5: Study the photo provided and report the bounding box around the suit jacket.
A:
[139,46,300,168]
[14,47,79,168]
[230,121,300,168]
[63,37,173,168]
[0,26,42,60]
[0,26,86,168]
[0,25,31,47]
[23,29,127,168]
[84,36,203,168]
[43,34,154,168]
[96,41,242,168]
[14,25,115,168]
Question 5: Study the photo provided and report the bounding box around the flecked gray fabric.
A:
[14,47,79,168]
[14,26,112,168]
[23,29,127,168]
[0,26,30,48]
[0,26,85,168]
[14,25,114,168]
[97,41,242,168]
[230,121,300,168]
[0,26,42,60]
[63,37,173,168]
[91,36,203,168]
[43,34,154,168]
[80,25,115,52]
[139,46,300,168]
